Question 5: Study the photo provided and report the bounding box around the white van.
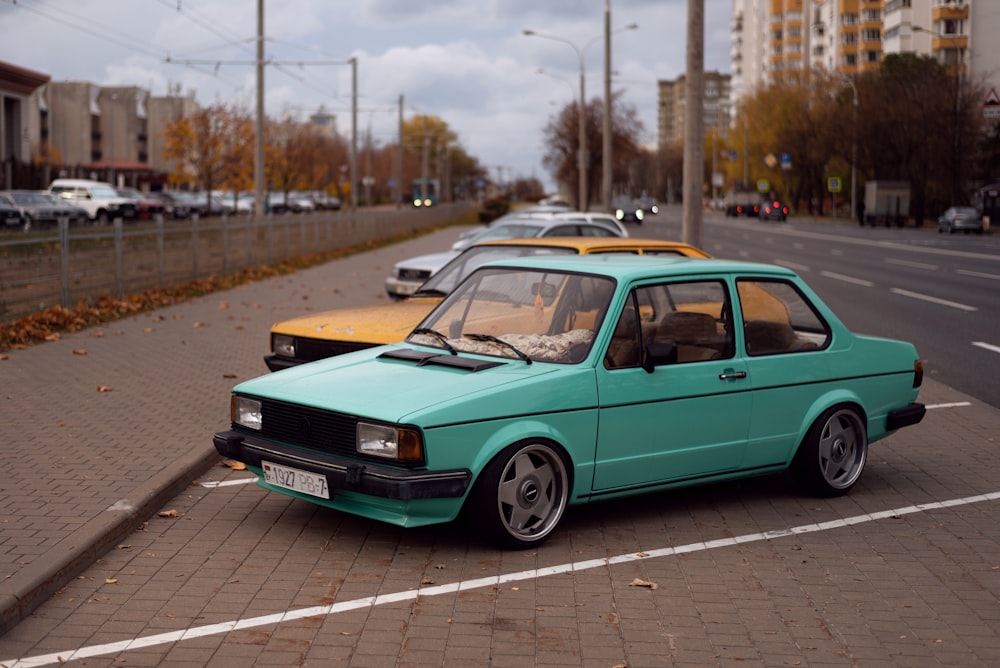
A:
[48,179,137,224]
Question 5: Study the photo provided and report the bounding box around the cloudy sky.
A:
[1,0,733,192]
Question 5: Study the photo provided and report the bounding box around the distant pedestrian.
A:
[856,198,866,226]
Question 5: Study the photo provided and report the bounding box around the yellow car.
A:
[264,237,711,371]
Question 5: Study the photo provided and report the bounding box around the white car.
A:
[387,218,625,299]
[48,178,136,224]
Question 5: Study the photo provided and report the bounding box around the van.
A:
[48,179,137,224]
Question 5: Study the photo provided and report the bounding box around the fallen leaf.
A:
[421,578,435,585]
[158,510,179,518]
[227,461,247,471]
[637,551,648,558]
[143,327,153,333]
[0,354,8,361]
[193,322,208,328]
[45,333,61,341]
[96,385,113,392]
[116,544,132,550]
[223,372,237,379]
[218,301,230,309]
[72,349,89,356]
[628,578,658,590]
[105,578,118,584]
[173,314,184,320]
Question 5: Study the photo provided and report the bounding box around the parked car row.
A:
[0,189,89,230]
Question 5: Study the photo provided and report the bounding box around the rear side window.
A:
[736,279,830,355]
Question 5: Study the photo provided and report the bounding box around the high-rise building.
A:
[657,71,732,149]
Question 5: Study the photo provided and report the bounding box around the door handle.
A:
[719,371,747,380]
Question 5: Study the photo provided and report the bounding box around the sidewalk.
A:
[0,225,476,634]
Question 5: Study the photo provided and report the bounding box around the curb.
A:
[0,446,221,636]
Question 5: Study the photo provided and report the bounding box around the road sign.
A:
[828,177,842,193]
[757,179,770,193]
[984,88,1000,119]
[780,152,792,170]
[764,153,777,168]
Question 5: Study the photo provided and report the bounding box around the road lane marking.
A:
[7,486,1000,668]
[973,341,1000,355]
[885,258,939,271]
[890,288,977,311]
[958,269,1000,281]
[820,271,874,287]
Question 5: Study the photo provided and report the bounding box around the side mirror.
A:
[642,340,677,373]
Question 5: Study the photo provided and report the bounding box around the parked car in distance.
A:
[267,237,712,371]
[116,186,166,220]
[759,199,789,222]
[48,178,137,224]
[937,206,983,234]
[0,198,26,230]
[148,191,192,219]
[451,217,623,254]
[218,254,926,548]
[0,190,88,229]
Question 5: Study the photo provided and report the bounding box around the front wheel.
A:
[468,442,569,549]
[792,406,867,497]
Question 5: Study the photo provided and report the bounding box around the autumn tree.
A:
[542,91,644,210]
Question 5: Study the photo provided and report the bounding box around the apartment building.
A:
[734,0,997,106]
[657,71,732,149]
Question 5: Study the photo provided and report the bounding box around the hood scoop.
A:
[379,348,505,372]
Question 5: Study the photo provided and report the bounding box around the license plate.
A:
[262,461,330,499]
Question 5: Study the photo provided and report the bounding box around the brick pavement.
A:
[0,225,475,634]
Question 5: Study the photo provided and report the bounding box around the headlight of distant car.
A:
[272,333,295,358]
[650,204,659,214]
[232,395,262,430]
[615,209,625,220]
[357,422,424,461]
[636,209,645,221]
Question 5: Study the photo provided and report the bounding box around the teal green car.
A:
[214,255,925,549]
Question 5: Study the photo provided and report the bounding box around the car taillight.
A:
[913,360,923,388]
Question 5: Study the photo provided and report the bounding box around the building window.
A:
[866,50,880,63]
[842,33,858,45]
[862,28,882,41]
[842,13,859,26]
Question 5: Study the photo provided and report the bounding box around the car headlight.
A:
[413,198,422,207]
[232,395,262,430]
[615,209,625,220]
[272,333,295,358]
[635,210,645,221]
[357,422,424,461]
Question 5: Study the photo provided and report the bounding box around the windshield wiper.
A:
[410,327,457,355]
[463,333,532,364]
[411,287,449,297]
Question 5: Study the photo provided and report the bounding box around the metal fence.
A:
[0,203,471,325]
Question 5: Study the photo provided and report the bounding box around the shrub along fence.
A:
[0,203,470,325]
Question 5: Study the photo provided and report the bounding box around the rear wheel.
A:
[792,406,867,497]
[469,441,569,549]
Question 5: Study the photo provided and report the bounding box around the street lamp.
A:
[840,77,858,223]
[524,23,636,211]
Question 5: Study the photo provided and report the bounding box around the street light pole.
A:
[840,76,858,222]
[524,24,636,211]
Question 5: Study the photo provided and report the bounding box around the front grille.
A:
[260,398,358,457]
[398,268,432,280]
[295,338,377,362]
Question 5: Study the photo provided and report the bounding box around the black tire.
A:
[791,406,867,497]
[468,441,569,549]
[95,210,110,226]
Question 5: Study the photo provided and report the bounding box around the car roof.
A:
[472,237,710,258]
[476,253,797,282]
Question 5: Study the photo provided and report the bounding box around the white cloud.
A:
[0,0,732,192]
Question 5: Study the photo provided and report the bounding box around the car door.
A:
[592,278,752,492]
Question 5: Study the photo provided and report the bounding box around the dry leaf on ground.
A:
[158,510,179,518]
[629,578,658,590]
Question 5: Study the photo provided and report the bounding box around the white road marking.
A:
[890,288,977,312]
[927,402,972,409]
[957,269,1000,281]
[820,270,874,287]
[972,341,1000,355]
[200,477,256,488]
[885,258,938,271]
[7,489,997,667]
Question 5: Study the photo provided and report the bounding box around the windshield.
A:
[471,223,546,244]
[407,266,615,364]
[418,245,576,295]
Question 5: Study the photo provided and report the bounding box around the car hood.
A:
[235,344,593,425]
[270,297,442,344]
[394,250,460,273]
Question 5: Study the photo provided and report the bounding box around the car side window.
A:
[604,280,733,369]
[737,279,831,355]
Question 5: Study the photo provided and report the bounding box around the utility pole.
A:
[396,94,404,208]
[681,0,705,248]
[602,0,612,212]
[254,0,265,218]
